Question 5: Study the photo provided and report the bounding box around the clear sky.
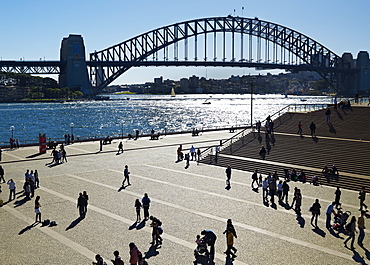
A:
[1,0,369,85]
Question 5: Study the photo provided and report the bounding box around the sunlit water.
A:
[0,94,333,144]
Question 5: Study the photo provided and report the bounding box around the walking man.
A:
[118,141,124,154]
[262,178,269,203]
[325,201,336,229]
[359,186,367,211]
[358,211,366,247]
[225,165,232,189]
[77,192,86,218]
[334,187,341,209]
[309,122,316,137]
[142,193,151,221]
[310,199,321,227]
[297,121,303,135]
[251,169,258,189]
[0,165,5,183]
[122,165,131,186]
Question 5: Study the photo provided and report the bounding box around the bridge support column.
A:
[59,35,93,96]
[355,51,370,95]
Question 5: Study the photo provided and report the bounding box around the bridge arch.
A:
[89,16,345,93]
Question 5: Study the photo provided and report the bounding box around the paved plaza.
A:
[0,130,369,264]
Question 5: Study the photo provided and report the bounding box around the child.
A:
[195,234,203,245]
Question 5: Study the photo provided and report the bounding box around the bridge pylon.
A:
[59,35,93,96]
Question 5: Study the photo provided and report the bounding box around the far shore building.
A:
[0,86,30,100]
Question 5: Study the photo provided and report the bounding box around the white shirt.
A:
[8,181,16,189]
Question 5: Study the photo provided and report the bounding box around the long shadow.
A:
[14,196,30,208]
[47,163,62,168]
[351,249,367,264]
[26,153,44,159]
[328,123,336,134]
[334,110,344,120]
[193,255,214,265]
[327,228,343,239]
[118,185,129,192]
[144,244,159,259]
[224,257,236,265]
[65,216,84,230]
[19,222,38,235]
[136,219,146,230]
[296,215,305,228]
[312,226,326,237]
[312,136,319,143]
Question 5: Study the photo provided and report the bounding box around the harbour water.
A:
[1,94,333,145]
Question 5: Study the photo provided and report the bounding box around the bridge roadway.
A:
[0,127,368,264]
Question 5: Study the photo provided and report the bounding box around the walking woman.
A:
[135,199,142,222]
[35,196,41,223]
[344,216,357,249]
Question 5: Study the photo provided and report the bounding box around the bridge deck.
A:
[201,105,370,191]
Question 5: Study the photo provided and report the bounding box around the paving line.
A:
[3,151,24,160]
[37,184,247,265]
[144,164,362,210]
[2,204,97,261]
[71,172,353,261]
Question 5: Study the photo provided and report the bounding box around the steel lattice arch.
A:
[89,16,352,94]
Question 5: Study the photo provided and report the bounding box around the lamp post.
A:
[10,126,15,139]
[120,122,124,139]
[70,123,74,136]
[250,82,254,129]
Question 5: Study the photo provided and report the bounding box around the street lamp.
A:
[120,122,124,139]
[10,126,15,139]
[70,123,74,136]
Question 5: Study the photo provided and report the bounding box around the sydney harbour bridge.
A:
[0,16,368,96]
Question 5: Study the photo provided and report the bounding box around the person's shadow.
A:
[328,123,336,134]
[19,222,38,235]
[144,245,159,259]
[65,216,84,230]
[312,226,326,237]
[193,256,215,265]
[296,216,305,228]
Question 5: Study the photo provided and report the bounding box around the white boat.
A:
[171,88,176,97]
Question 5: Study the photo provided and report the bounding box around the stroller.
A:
[194,240,209,259]
[333,210,351,231]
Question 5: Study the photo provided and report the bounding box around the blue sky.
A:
[1,0,369,85]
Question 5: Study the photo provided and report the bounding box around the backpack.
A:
[252,172,258,180]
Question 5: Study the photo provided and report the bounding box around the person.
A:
[259,145,266,160]
[297,121,302,135]
[185,153,190,168]
[93,254,106,265]
[359,186,367,211]
[7,179,16,201]
[201,230,217,258]
[61,149,67,163]
[325,201,336,229]
[322,164,329,179]
[269,177,277,204]
[34,169,39,188]
[129,242,140,265]
[325,107,331,123]
[23,180,31,200]
[294,189,302,216]
[281,181,290,204]
[177,145,183,161]
[83,191,89,214]
[111,250,124,265]
[138,252,148,265]
[225,165,231,188]
[331,164,339,179]
[118,141,124,154]
[251,169,258,189]
[197,148,201,165]
[256,120,261,134]
[223,219,237,258]
[262,178,269,203]
[334,96,338,109]
[277,180,283,202]
[35,195,42,223]
[358,211,366,247]
[334,187,341,209]
[310,199,321,227]
[0,165,5,183]
[140,193,151,221]
[150,216,162,245]
[0,147,2,161]
[190,145,196,160]
[122,165,131,186]
[77,192,86,218]
[309,122,316,137]
[135,199,142,222]
[344,216,357,249]
[214,146,219,163]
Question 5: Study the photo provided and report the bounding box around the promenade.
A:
[0,118,369,264]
